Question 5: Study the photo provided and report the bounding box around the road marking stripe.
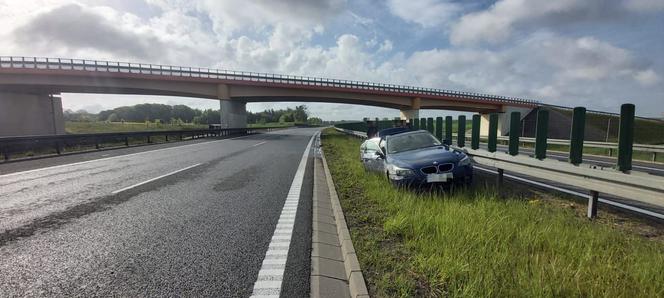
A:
[0,134,259,178]
[250,132,316,298]
[251,141,268,147]
[474,166,664,220]
[111,163,201,194]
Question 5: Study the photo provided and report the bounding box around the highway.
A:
[0,128,320,297]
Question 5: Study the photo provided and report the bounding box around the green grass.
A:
[65,121,208,134]
[322,128,664,297]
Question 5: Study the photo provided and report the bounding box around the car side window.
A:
[378,139,386,153]
[366,141,380,152]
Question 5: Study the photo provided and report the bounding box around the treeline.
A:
[64,103,318,125]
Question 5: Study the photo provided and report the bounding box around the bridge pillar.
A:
[480,106,533,137]
[218,84,246,128]
[400,97,421,120]
[0,92,65,137]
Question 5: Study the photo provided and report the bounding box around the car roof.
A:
[377,127,411,137]
[385,129,431,139]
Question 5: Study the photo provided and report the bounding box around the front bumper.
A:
[390,164,473,187]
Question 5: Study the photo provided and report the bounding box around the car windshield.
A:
[386,132,442,154]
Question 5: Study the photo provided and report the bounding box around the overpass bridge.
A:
[0,56,538,136]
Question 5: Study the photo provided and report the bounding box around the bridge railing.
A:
[0,127,283,162]
[0,56,539,106]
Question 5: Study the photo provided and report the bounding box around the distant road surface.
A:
[0,128,320,297]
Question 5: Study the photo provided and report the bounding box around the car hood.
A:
[388,147,462,168]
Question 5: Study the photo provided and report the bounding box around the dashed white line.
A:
[250,132,316,298]
[251,141,268,147]
[111,163,202,194]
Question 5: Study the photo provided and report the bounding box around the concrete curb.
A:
[310,134,369,298]
[320,145,370,298]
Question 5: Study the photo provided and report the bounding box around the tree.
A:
[107,113,119,122]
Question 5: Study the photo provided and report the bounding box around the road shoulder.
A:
[310,137,369,298]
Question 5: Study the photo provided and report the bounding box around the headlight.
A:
[458,155,471,166]
[389,165,415,180]
[395,167,415,177]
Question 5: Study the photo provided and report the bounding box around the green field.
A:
[65,121,209,134]
[322,128,664,297]
[65,121,295,134]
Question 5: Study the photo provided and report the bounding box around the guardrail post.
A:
[414,118,420,130]
[420,117,426,131]
[508,112,520,156]
[535,109,549,160]
[488,114,498,152]
[147,135,152,143]
[95,138,100,150]
[2,147,8,161]
[427,118,434,135]
[125,136,129,146]
[653,152,658,163]
[408,118,414,129]
[588,190,599,219]
[471,114,480,150]
[445,116,453,146]
[497,168,504,190]
[617,103,635,172]
[457,116,466,147]
[55,141,62,155]
[569,107,586,165]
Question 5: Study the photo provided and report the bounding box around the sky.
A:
[1,0,663,120]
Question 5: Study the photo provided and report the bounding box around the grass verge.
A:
[321,128,664,297]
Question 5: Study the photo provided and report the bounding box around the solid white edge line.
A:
[474,165,664,220]
[111,163,202,194]
[0,134,260,178]
[250,132,317,298]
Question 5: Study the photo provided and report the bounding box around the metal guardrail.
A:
[457,135,664,162]
[333,126,664,218]
[0,56,539,106]
[0,127,283,161]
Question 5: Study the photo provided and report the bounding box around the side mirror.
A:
[375,151,385,159]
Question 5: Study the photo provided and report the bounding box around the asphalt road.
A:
[0,128,320,297]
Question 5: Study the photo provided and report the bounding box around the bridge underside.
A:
[0,72,533,136]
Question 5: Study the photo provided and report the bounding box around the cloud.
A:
[13,4,164,60]
[404,32,661,112]
[386,0,463,27]
[450,0,664,45]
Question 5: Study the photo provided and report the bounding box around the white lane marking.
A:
[251,141,268,147]
[250,132,316,298]
[111,163,202,194]
[0,134,255,178]
[474,166,664,220]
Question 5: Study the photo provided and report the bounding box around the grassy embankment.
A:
[322,128,664,297]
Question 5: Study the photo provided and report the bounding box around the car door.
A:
[361,139,384,172]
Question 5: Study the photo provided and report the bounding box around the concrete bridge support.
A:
[399,97,421,120]
[480,106,533,137]
[219,100,247,128]
[218,84,246,128]
[0,92,65,137]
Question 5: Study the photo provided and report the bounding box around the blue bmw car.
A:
[360,130,473,187]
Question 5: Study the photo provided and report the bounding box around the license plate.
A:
[426,173,453,183]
